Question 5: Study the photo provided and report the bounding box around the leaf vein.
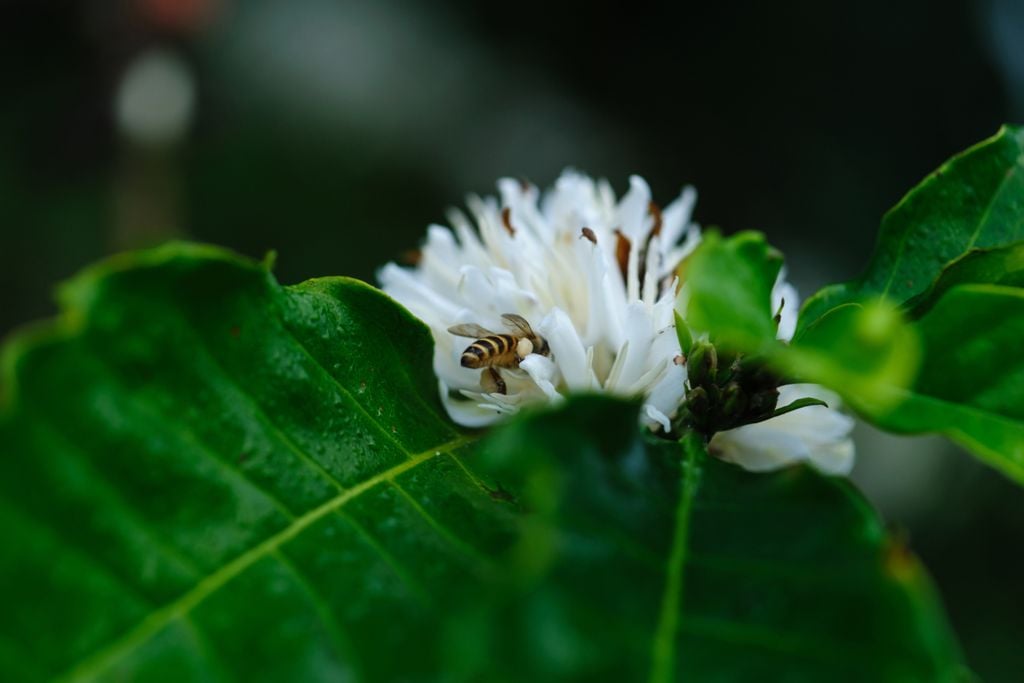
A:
[335,510,431,605]
[57,435,472,683]
[388,481,496,574]
[182,324,349,495]
[647,435,701,683]
[31,422,205,581]
[279,325,435,464]
[273,549,365,682]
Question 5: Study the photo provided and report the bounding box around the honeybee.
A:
[447,314,550,395]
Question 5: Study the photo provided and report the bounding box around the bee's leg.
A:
[481,367,507,395]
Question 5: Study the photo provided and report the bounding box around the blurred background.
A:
[2,0,1023,678]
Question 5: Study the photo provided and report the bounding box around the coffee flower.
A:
[380,172,855,475]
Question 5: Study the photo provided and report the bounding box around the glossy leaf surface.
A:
[0,245,964,681]
[871,284,1024,484]
[460,399,965,682]
[905,242,1024,316]
[682,230,782,350]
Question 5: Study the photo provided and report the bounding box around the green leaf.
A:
[679,232,922,415]
[682,230,782,350]
[782,299,921,415]
[905,241,1024,317]
[0,243,513,681]
[0,244,965,681]
[798,124,1024,336]
[868,284,1024,484]
[678,222,1024,486]
[456,398,965,682]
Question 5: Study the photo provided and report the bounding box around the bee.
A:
[447,314,550,395]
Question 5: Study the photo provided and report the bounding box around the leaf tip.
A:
[262,249,279,272]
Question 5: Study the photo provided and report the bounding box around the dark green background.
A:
[2,0,1022,679]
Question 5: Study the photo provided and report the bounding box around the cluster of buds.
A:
[679,340,783,437]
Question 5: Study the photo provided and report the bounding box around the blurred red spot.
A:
[230,325,241,338]
[137,0,221,32]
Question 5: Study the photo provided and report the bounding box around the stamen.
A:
[580,227,598,244]
[400,249,423,266]
[637,201,664,291]
[613,228,631,281]
[501,207,516,237]
[648,201,663,238]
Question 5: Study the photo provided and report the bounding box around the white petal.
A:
[618,175,652,241]
[644,405,672,432]
[520,354,562,402]
[538,307,595,391]
[806,438,855,476]
[660,185,697,248]
[772,269,800,342]
[607,303,656,391]
[711,384,855,474]
[439,381,502,428]
[645,363,687,425]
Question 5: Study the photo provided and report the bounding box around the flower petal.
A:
[711,384,855,474]
[538,307,595,391]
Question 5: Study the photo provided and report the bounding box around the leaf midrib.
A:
[58,435,473,683]
[647,434,702,683]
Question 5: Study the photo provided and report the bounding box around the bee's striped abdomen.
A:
[461,334,515,368]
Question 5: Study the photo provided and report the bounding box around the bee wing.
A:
[501,313,534,336]
[447,323,497,338]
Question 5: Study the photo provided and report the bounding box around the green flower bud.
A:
[687,341,718,388]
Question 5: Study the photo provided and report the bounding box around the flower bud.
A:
[687,341,718,388]
[720,381,748,421]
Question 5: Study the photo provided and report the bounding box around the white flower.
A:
[379,171,855,475]
[710,384,856,476]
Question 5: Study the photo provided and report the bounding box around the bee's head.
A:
[532,335,550,357]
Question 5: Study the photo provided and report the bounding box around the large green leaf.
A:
[868,284,1024,484]
[0,244,510,681]
[904,242,1024,317]
[797,124,1024,336]
[0,244,964,681]
[455,398,965,682]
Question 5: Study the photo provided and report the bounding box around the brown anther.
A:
[673,354,686,366]
[613,228,631,281]
[648,201,663,238]
[501,207,516,237]
[580,227,597,244]
[400,249,423,266]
